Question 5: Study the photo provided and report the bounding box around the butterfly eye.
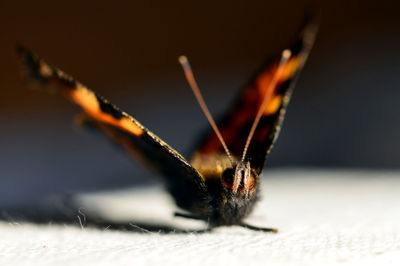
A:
[221,168,235,188]
[237,171,256,190]
[247,172,256,190]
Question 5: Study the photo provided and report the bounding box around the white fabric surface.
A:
[1,169,400,266]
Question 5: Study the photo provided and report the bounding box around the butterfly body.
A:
[16,18,317,231]
[208,169,259,226]
[181,159,259,226]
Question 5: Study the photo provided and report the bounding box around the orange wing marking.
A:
[67,85,144,137]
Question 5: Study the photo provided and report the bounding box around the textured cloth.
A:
[1,169,400,266]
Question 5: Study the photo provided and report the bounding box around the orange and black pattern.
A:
[191,20,317,175]
[16,17,317,228]
[16,46,209,212]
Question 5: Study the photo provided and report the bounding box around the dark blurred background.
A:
[0,0,399,207]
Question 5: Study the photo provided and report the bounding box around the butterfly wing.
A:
[191,20,318,175]
[16,46,209,212]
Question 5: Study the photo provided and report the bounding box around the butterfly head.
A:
[221,161,257,198]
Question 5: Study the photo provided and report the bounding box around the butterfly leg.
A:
[239,223,278,233]
[174,212,204,221]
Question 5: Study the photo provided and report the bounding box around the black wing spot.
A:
[16,45,49,85]
[16,45,77,89]
[96,95,124,119]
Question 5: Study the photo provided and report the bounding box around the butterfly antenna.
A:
[241,49,291,162]
[179,56,235,166]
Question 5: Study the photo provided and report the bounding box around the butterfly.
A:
[16,18,317,232]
